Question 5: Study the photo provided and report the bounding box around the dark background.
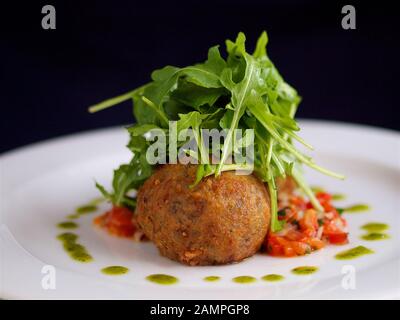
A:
[1,0,399,153]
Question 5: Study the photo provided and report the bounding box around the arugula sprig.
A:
[89,31,344,231]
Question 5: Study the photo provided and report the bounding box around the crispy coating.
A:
[136,164,271,266]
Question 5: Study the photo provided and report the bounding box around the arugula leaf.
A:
[176,111,208,164]
[133,86,163,125]
[216,51,264,176]
[127,123,161,136]
[186,46,227,87]
[95,182,112,201]
[112,164,139,206]
[225,33,247,83]
[89,31,344,232]
[172,80,226,109]
[163,98,192,121]
[95,160,150,210]
[253,31,268,59]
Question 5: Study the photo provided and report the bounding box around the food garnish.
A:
[89,31,344,232]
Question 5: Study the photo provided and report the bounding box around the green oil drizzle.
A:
[232,276,256,284]
[291,266,319,275]
[361,222,389,232]
[66,201,101,220]
[335,246,374,260]
[261,274,285,282]
[70,251,93,262]
[101,266,129,275]
[57,221,78,229]
[361,233,390,241]
[57,232,93,263]
[146,274,178,285]
[63,242,85,253]
[338,204,370,213]
[332,193,346,201]
[76,205,98,214]
[89,197,105,205]
[311,186,324,193]
[57,232,78,242]
[203,276,221,282]
[360,223,390,241]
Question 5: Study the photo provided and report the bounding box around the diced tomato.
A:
[307,238,325,250]
[299,209,318,236]
[316,192,332,203]
[94,206,136,237]
[283,246,296,257]
[266,235,284,256]
[322,215,348,244]
[313,192,335,212]
[325,232,348,245]
[291,241,309,255]
[285,229,307,241]
[269,243,284,256]
[266,234,309,257]
[323,217,346,233]
[289,196,307,211]
[265,189,349,257]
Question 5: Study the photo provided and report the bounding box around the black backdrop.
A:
[1,0,399,153]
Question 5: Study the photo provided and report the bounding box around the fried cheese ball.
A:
[136,164,271,266]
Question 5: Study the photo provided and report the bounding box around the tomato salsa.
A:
[94,206,144,239]
[266,191,349,257]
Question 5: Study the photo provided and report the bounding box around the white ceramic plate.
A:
[1,120,399,300]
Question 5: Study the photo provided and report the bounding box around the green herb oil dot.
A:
[89,197,105,205]
[57,221,78,229]
[203,276,221,282]
[57,232,78,242]
[332,193,346,201]
[344,204,370,213]
[101,266,129,275]
[71,251,93,263]
[76,205,98,214]
[146,274,178,285]
[261,274,285,282]
[63,242,85,253]
[232,276,256,284]
[291,266,319,275]
[311,186,324,193]
[361,233,390,241]
[361,222,389,233]
[335,246,374,260]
